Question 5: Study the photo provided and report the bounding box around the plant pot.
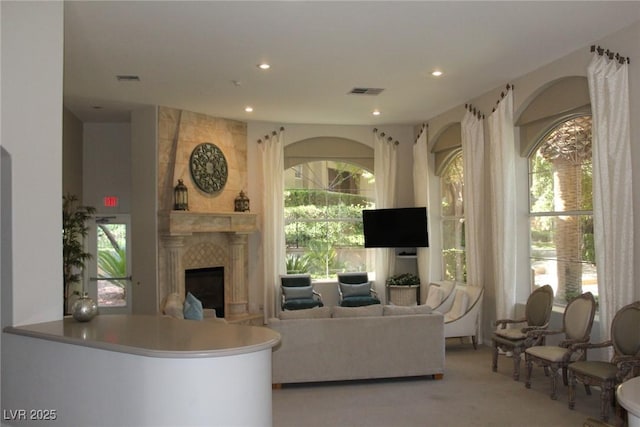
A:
[71,293,98,322]
[387,285,420,306]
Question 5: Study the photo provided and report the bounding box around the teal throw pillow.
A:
[340,281,371,298]
[183,292,204,320]
[282,285,313,300]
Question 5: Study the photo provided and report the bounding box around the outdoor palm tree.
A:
[538,116,593,302]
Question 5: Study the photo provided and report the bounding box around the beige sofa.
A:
[269,306,444,384]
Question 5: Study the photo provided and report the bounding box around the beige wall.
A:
[131,106,159,314]
[82,122,132,213]
[62,108,83,199]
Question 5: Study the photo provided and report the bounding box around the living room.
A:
[2,2,640,426]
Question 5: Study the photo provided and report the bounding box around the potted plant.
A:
[62,194,95,314]
[386,273,421,306]
[386,273,420,286]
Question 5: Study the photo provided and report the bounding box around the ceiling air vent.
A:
[348,87,384,96]
[116,75,140,82]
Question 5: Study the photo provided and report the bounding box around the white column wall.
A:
[0,2,64,326]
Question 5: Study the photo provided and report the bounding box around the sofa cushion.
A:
[280,306,332,320]
[183,292,204,320]
[339,281,371,297]
[162,293,184,319]
[282,285,314,300]
[425,287,443,309]
[332,304,383,318]
[282,299,324,311]
[383,304,433,316]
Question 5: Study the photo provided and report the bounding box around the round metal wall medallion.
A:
[189,143,228,194]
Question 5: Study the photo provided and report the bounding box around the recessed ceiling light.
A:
[431,70,443,77]
[372,109,381,116]
[244,106,254,113]
[257,63,270,70]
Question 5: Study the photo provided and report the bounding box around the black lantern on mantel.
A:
[234,190,250,212]
[174,179,189,211]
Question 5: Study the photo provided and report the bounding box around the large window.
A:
[284,161,375,279]
[529,115,596,304]
[441,152,466,282]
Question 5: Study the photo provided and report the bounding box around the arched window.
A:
[529,115,596,304]
[284,160,375,279]
[440,152,466,282]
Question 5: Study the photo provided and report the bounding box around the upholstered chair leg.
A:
[550,367,559,400]
[562,367,569,386]
[525,357,533,389]
[568,371,576,410]
[472,335,478,350]
[584,384,592,396]
[600,388,610,421]
[550,367,560,400]
[512,348,521,381]
[492,342,499,372]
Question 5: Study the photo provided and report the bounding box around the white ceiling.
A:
[63,1,640,125]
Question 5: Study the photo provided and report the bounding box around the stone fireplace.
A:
[158,211,257,321]
[157,107,259,323]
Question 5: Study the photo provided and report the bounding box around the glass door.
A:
[86,215,132,314]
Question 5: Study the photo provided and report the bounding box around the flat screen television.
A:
[362,207,429,248]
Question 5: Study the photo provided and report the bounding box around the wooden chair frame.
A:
[524,292,596,400]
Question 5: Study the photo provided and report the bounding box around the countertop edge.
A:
[3,322,281,359]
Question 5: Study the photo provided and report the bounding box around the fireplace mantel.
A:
[160,210,257,235]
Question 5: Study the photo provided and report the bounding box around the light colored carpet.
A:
[273,340,620,427]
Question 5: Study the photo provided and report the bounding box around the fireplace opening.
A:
[185,267,225,318]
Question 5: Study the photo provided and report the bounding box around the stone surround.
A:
[158,211,257,320]
[157,107,257,321]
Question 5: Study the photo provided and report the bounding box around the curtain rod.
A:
[414,123,428,143]
[373,128,400,145]
[492,84,514,113]
[464,103,485,120]
[257,126,285,143]
[590,45,630,64]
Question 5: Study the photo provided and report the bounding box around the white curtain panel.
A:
[488,90,517,320]
[413,125,431,301]
[260,129,287,323]
[374,130,398,300]
[461,110,485,342]
[587,53,634,346]
[461,110,485,289]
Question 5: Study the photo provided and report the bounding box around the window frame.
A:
[439,150,466,283]
[283,160,375,280]
[527,114,596,305]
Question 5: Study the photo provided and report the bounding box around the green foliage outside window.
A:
[285,202,370,248]
[284,161,374,279]
[441,153,466,282]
